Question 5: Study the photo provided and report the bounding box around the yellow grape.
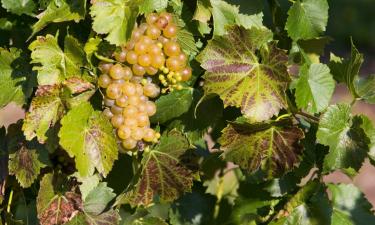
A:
[115,95,128,107]
[128,95,140,106]
[151,54,165,68]
[139,23,148,33]
[114,50,127,62]
[124,117,138,128]
[103,108,113,118]
[180,67,192,81]
[131,28,143,41]
[137,112,149,127]
[159,12,173,23]
[99,62,113,74]
[106,83,122,99]
[122,138,137,150]
[163,24,178,38]
[139,36,153,45]
[122,66,133,80]
[148,44,162,55]
[122,82,136,96]
[123,105,138,117]
[145,101,156,116]
[111,114,124,128]
[126,50,138,64]
[155,16,168,29]
[163,41,181,57]
[143,128,155,142]
[137,101,147,113]
[138,54,152,67]
[132,64,146,76]
[118,125,131,139]
[146,66,158,75]
[146,13,158,25]
[98,74,111,88]
[131,127,144,141]
[104,98,115,107]
[146,25,161,39]
[143,83,160,98]
[139,95,149,102]
[125,39,136,50]
[134,41,148,55]
[111,105,123,115]
[109,64,126,79]
[166,56,183,71]
[135,83,144,96]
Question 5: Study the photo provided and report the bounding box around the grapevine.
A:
[0,0,375,225]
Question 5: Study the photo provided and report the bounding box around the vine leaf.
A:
[29,34,85,85]
[139,0,168,14]
[177,29,199,56]
[295,63,335,114]
[121,130,194,207]
[329,40,363,98]
[219,119,304,177]
[317,104,369,173]
[83,183,120,225]
[22,85,64,143]
[90,0,138,46]
[151,88,194,124]
[59,102,118,177]
[357,115,375,164]
[286,0,329,40]
[32,0,86,36]
[8,147,47,188]
[355,75,375,104]
[122,209,168,225]
[197,26,290,122]
[0,48,32,108]
[1,0,36,16]
[210,0,263,36]
[37,173,83,225]
[328,183,375,224]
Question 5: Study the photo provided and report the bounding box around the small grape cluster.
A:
[97,12,192,151]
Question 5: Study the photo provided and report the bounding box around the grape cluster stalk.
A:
[97,12,192,151]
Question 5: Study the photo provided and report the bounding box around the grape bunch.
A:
[97,12,192,151]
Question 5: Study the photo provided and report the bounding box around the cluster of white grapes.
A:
[98,12,192,151]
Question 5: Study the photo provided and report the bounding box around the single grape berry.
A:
[132,64,146,76]
[143,128,155,142]
[111,114,124,128]
[111,105,123,115]
[126,51,138,64]
[114,50,127,62]
[106,83,122,99]
[115,95,128,107]
[98,74,111,88]
[146,13,158,24]
[163,41,181,57]
[122,138,137,150]
[99,62,113,74]
[163,24,178,38]
[109,64,126,79]
[146,25,161,39]
[122,82,136,96]
[156,16,168,29]
[123,105,138,117]
[131,127,144,141]
[138,54,152,67]
[118,125,131,139]
[180,67,192,81]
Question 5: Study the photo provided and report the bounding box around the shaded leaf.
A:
[197,26,290,122]
[328,183,375,224]
[29,34,86,85]
[1,0,36,16]
[286,0,329,40]
[295,63,335,114]
[65,213,87,225]
[22,85,64,143]
[8,147,47,188]
[59,102,118,177]
[90,0,138,46]
[355,75,375,104]
[317,104,369,172]
[329,40,364,98]
[219,119,304,177]
[121,209,168,225]
[121,130,193,207]
[83,183,116,216]
[32,0,86,35]
[151,88,194,124]
[0,48,31,108]
[232,198,279,225]
[177,29,198,55]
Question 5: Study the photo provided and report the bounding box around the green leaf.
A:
[356,115,375,164]
[59,102,118,177]
[295,63,335,114]
[219,119,304,177]
[32,0,86,35]
[355,75,375,104]
[121,130,193,207]
[317,104,369,172]
[29,34,86,85]
[121,209,168,225]
[286,0,329,40]
[85,210,120,225]
[90,0,138,46]
[210,0,263,36]
[22,85,64,143]
[232,198,279,224]
[151,88,194,124]
[8,147,47,188]
[328,183,375,224]
[75,173,101,200]
[1,0,36,16]
[177,29,198,55]
[83,183,116,216]
[139,0,168,14]
[329,40,364,98]
[0,48,32,108]
[65,213,87,225]
[197,26,290,122]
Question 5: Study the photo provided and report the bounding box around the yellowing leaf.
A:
[122,130,193,207]
[90,0,138,46]
[59,102,118,177]
[219,119,304,177]
[197,26,290,122]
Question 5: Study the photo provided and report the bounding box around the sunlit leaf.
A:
[1,0,36,16]
[59,102,118,177]
[197,26,290,122]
